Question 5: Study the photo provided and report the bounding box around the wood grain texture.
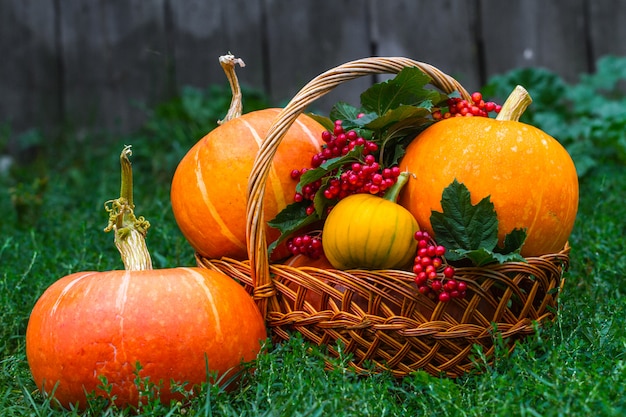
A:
[2,0,626,137]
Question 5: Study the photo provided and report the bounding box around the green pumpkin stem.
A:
[104,145,153,271]
[495,85,533,122]
[383,171,410,203]
[218,54,246,125]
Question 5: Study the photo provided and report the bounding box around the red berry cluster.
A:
[286,233,323,259]
[413,231,467,302]
[433,92,501,120]
[291,120,401,215]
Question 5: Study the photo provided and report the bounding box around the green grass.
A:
[2,77,626,416]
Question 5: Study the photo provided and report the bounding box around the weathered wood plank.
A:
[262,0,373,115]
[59,0,170,134]
[4,0,626,140]
[480,0,589,84]
[372,0,482,92]
[169,0,265,100]
[0,0,60,138]
[588,0,626,65]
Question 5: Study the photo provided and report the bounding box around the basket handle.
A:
[246,56,470,317]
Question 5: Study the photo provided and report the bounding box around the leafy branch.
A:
[430,180,527,266]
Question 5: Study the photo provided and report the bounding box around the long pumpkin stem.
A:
[495,85,533,122]
[383,171,410,203]
[218,53,246,125]
[104,145,153,271]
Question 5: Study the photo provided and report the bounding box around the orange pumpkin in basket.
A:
[171,55,325,261]
[399,86,578,257]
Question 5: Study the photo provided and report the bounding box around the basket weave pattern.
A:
[196,57,570,378]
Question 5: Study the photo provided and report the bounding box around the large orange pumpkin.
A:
[26,267,266,409]
[26,147,267,409]
[399,86,579,257]
[170,55,325,261]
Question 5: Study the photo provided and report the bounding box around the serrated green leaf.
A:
[329,102,362,123]
[313,176,334,218]
[297,147,364,191]
[430,180,499,252]
[365,105,432,130]
[490,251,527,264]
[267,202,320,255]
[495,228,527,255]
[360,67,433,114]
[430,180,529,266]
[340,113,378,137]
[306,113,334,131]
[448,247,497,266]
[448,247,525,266]
[377,116,433,167]
[267,201,312,232]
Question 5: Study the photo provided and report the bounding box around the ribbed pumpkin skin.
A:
[25,267,267,409]
[171,108,325,261]
[399,116,579,257]
[322,194,419,270]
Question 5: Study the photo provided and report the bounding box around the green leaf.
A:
[430,180,527,266]
[365,105,432,131]
[306,113,334,131]
[448,247,498,266]
[495,228,527,255]
[297,147,364,191]
[329,102,363,124]
[360,67,433,114]
[490,251,527,264]
[430,180,499,252]
[267,202,320,255]
[375,116,433,167]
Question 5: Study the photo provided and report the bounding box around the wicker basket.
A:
[196,57,570,378]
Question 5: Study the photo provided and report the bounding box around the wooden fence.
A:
[2,0,626,141]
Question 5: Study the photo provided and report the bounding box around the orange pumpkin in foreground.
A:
[26,147,267,409]
[400,86,578,257]
[26,268,266,409]
[171,55,325,261]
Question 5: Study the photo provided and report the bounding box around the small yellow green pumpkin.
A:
[322,172,419,270]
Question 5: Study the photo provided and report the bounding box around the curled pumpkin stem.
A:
[218,53,246,125]
[495,85,533,122]
[104,145,153,271]
[382,171,411,203]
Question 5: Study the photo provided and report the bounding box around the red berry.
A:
[416,272,428,285]
[443,266,455,279]
[418,285,430,295]
[438,292,451,302]
[444,280,457,292]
